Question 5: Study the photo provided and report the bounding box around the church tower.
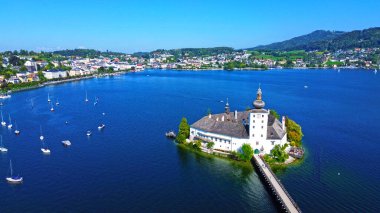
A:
[249,85,269,150]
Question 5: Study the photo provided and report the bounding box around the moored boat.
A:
[6,160,23,184]
[98,124,105,130]
[0,135,7,152]
[62,140,71,146]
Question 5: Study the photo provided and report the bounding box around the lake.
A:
[0,69,379,212]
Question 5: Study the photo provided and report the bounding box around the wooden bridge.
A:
[252,154,302,213]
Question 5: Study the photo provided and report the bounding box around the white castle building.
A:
[189,86,287,154]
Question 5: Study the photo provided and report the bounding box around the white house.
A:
[189,86,287,154]
[43,70,67,79]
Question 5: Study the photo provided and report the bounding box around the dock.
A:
[252,154,301,213]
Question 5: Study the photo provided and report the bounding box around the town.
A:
[0,47,379,92]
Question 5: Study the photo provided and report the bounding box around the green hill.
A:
[250,27,380,51]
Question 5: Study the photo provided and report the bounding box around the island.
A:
[175,85,304,166]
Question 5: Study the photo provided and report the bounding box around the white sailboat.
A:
[50,103,54,112]
[6,160,23,184]
[14,121,20,135]
[0,135,8,152]
[56,98,60,106]
[375,69,378,74]
[7,114,12,129]
[1,111,6,126]
[87,130,92,136]
[41,140,51,154]
[48,93,51,102]
[85,91,89,102]
[98,123,106,130]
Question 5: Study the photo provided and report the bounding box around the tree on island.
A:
[286,117,303,147]
[264,144,289,163]
[239,143,254,161]
[206,142,215,150]
[270,109,280,119]
[176,117,190,144]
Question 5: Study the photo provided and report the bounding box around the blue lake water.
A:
[0,69,379,212]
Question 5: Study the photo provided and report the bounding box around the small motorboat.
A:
[98,124,105,130]
[62,140,71,146]
[1,111,6,126]
[165,131,176,138]
[56,99,60,106]
[41,148,51,154]
[47,93,51,102]
[304,85,308,89]
[102,112,106,116]
[87,131,92,136]
[6,160,23,184]
[50,103,54,112]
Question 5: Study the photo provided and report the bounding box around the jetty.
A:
[252,154,301,213]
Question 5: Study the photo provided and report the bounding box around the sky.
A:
[1,0,379,53]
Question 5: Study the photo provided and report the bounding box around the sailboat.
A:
[375,69,378,74]
[7,114,12,129]
[14,121,20,135]
[6,160,23,184]
[56,98,60,106]
[39,125,44,141]
[0,135,8,152]
[87,130,92,136]
[41,140,51,154]
[48,93,51,102]
[98,123,106,130]
[85,91,89,102]
[50,103,54,112]
[1,111,6,126]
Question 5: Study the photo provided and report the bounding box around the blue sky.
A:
[1,0,379,53]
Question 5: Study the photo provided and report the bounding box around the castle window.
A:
[261,120,264,123]
[261,134,263,137]
[256,141,259,145]
[253,120,255,123]
[253,115,255,118]
[271,141,275,145]
[252,126,255,129]
[261,126,263,129]
[252,134,255,137]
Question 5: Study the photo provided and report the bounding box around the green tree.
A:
[206,142,215,150]
[286,117,303,147]
[269,144,289,163]
[192,140,202,151]
[176,117,190,143]
[270,109,280,119]
[20,65,28,72]
[239,143,253,161]
[37,71,47,82]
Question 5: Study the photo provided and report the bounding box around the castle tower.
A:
[225,98,230,114]
[249,85,269,151]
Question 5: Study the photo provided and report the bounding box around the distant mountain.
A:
[250,30,345,51]
[250,27,380,51]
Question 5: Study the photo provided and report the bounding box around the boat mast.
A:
[9,160,13,177]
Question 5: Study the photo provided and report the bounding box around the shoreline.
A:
[8,71,131,94]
